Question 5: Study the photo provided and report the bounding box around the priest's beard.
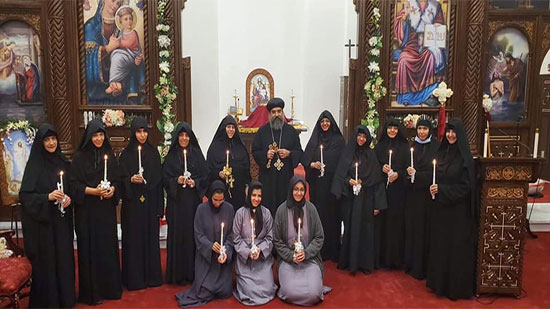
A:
[270,116,284,131]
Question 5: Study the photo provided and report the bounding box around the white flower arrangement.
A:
[102,109,126,127]
[0,120,36,145]
[155,0,178,158]
[482,94,492,113]
[402,114,421,128]
[361,0,386,142]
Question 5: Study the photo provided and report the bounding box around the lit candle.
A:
[483,128,488,158]
[104,154,108,182]
[432,159,436,185]
[355,162,359,182]
[533,128,540,159]
[320,144,324,167]
[410,147,414,168]
[389,150,393,170]
[59,171,64,193]
[220,222,224,248]
[250,219,255,247]
[183,149,188,173]
[138,145,142,173]
[226,150,230,167]
[297,218,301,242]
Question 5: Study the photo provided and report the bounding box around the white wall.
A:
[182,0,357,153]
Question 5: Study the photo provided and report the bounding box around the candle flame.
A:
[104,154,108,160]
[251,219,254,224]
[59,171,64,176]
[355,162,358,167]
[389,150,393,154]
[320,144,323,149]
[410,147,414,152]
[183,149,187,154]
[227,150,230,154]
[221,222,224,228]
[298,218,301,225]
[138,145,141,151]
[433,159,437,165]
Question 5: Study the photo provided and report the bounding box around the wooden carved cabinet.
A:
[476,157,544,297]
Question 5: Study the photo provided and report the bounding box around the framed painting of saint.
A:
[82,0,146,106]
[484,27,529,122]
[391,0,451,107]
[0,130,33,205]
[0,19,46,123]
[246,68,274,116]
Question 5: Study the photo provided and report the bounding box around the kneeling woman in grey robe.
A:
[233,180,277,305]
[273,175,327,306]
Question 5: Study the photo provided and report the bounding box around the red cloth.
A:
[239,105,291,128]
[437,105,446,141]
[24,68,36,100]
[0,257,32,295]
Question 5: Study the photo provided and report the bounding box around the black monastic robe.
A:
[252,122,303,216]
[163,122,209,285]
[70,119,122,304]
[119,117,163,290]
[19,124,75,308]
[302,110,345,262]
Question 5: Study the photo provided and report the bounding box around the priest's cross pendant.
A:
[266,142,279,169]
[274,158,284,171]
[140,195,145,203]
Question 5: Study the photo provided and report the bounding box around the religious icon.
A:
[82,0,146,105]
[0,20,46,123]
[245,68,274,116]
[484,26,529,122]
[391,0,451,107]
[0,130,33,205]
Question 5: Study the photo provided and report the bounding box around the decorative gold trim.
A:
[487,187,525,199]
[488,21,534,40]
[0,13,40,33]
[485,165,532,181]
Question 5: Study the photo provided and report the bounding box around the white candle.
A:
[83,112,88,127]
[410,147,414,168]
[220,222,224,248]
[183,149,188,172]
[432,159,437,185]
[138,145,142,173]
[104,155,108,182]
[533,128,540,158]
[297,218,301,242]
[250,219,255,246]
[226,150,230,167]
[59,171,64,193]
[483,129,488,158]
[355,162,358,182]
[389,150,393,170]
[320,144,324,166]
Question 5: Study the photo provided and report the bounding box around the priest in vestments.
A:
[302,110,345,262]
[252,98,303,215]
[176,181,235,307]
[404,119,440,280]
[119,117,163,290]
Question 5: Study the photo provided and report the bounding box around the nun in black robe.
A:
[119,117,163,290]
[176,180,235,307]
[163,121,209,285]
[70,119,122,304]
[302,110,345,262]
[252,98,303,216]
[374,118,409,269]
[403,119,440,279]
[19,124,75,308]
[332,125,387,274]
[426,118,477,300]
[207,115,250,211]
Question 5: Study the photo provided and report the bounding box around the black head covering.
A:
[120,117,162,187]
[207,116,249,171]
[164,121,208,197]
[437,118,476,216]
[302,110,345,170]
[375,118,409,168]
[74,119,116,187]
[20,124,69,195]
[286,175,306,232]
[331,125,382,198]
[267,97,285,111]
[245,180,264,234]
[416,119,432,131]
[207,180,226,212]
[412,118,440,168]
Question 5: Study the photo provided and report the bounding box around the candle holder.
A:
[55,182,66,216]
[386,170,394,188]
[222,165,235,197]
[353,182,362,196]
[293,240,304,259]
[219,245,227,259]
[182,170,192,188]
[319,163,326,178]
[100,180,111,191]
[250,243,259,256]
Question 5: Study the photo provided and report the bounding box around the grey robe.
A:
[273,201,326,306]
[232,206,277,305]
[176,201,235,307]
